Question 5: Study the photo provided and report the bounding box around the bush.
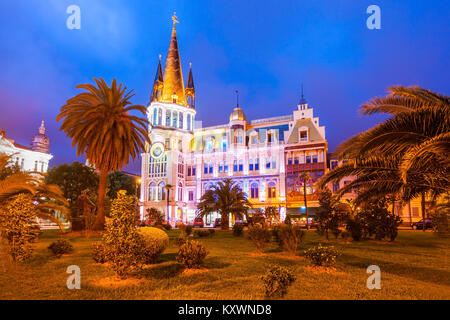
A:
[261,266,296,298]
[162,223,172,231]
[331,228,341,239]
[304,244,339,267]
[48,239,73,257]
[177,240,208,269]
[101,191,147,276]
[233,222,244,237]
[138,227,169,263]
[247,224,271,253]
[276,224,305,255]
[195,229,212,238]
[346,217,363,241]
[185,225,193,236]
[0,194,40,262]
[92,242,107,263]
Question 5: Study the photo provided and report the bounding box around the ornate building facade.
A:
[0,120,52,173]
[140,17,328,225]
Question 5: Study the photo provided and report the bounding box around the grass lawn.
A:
[0,229,449,300]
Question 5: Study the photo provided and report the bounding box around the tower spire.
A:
[299,83,307,105]
[150,54,164,102]
[235,90,239,108]
[185,62,195,108]
[161,13,186,105]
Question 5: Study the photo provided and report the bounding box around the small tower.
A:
[31,120,50,153]
[229,90,246,145]
[185,62,195,108]
[150,55,164,102]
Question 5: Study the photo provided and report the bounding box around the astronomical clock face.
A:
[150,142,164,159]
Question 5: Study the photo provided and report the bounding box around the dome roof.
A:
[229,107,246,121]
[31,121,50,153]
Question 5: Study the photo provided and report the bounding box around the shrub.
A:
[341,231,350,242]
[177,240,208,269]
[346,217,363,241]
[247,224,271,253]
[271,225,283,248]
[145,207,165,225]
[195,229,211,238]
[232,222,244,237]
[261,266,296,298]
[138,227,169,263]
[174,234,187,247]
[0,194,40,262]
[277,224,305,255]
[92,242,107,263]
[48,239,73,257]
[185,224,193,236]
[431,210,449,238]
[304,244,339,267]
[101,191,147,276]
[331,228,341,239]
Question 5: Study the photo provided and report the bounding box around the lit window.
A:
[188,191,194,201]
[255,158,260,171]
[250,183,259,199]
[306,156,311,163]
[267,182,276,198]
[300,130,308,142]
[249,159,254,171]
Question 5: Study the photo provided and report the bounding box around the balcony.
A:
[286,162,325,174]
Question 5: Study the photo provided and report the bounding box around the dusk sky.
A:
[0,0,448,174]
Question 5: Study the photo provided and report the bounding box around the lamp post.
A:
[136,178,142,199]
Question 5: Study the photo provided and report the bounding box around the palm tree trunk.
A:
[93,169,108,230]
[421,192,426,232]
[303,178,308,230]
[166,189,170,221]
[408,200,412,227]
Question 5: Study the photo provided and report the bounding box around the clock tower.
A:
[140,14,196,223]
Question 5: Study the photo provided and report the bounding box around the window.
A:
[331,160,338,170]
[158,109,162,125]
[209,163,213,174]
[221,137,227,151]
[205,138,213,151]
[178,139,183,152]
[250,183,259,199]
[233,160,238,172]
[149,182,157,201]
[187,166,192,176]
[204,163,208,174]
[159,182,166,201]
[153,108,157,125]
[34,161,38,171]
[267,182,276,198]
[412,207,419,217]
[239,160,243,172]
[266,158,271,169]
[272,157,276,169]
[187,114,191,130]
[224,161,228,172]
[219,162,223,173]
[249,159,254,171]
[177,183,183,201]
[294,157,299,164]
[172,111,178,128]
[300,130,308,142]
[179,112,183,129]
[192,166,196,176]
[251,134,258,145]
[188,191,194,201]
[306,156,311,163]
[166,110,171,126]
[288,157,292,165]
[255,158,260,171]
[312,155,318,163]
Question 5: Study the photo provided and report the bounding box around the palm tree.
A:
[0,154,69,230]
[57,78,149,230]
[319,86,450,231]
[299,171,311,229]
[164,184,173,221]
[197,178,250,229]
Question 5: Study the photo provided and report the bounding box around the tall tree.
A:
[45,161,99,216]
[107,171,136,200]
[197,178,250,229]
[319,86,450,231]
[57,78,149,230]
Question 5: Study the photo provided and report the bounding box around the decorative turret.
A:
[31,120,50,153]
[185,62,195,108]
[229,90,246,122]
[150,54,164,102]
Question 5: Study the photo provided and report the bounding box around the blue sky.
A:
[0,0,448,173]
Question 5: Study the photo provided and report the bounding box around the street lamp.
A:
[136,178,142,199]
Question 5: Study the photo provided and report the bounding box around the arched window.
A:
[172,111,178,128]
[153,108,157,125]
[179,111,183,129]
[166,109,171,126]
[177,183,183,201]
[158,109,162,125]
[250,183,259,199]
[159,182,166,201]
[187,114,191,130]
[149,182,157,201]
[267,181,276,199]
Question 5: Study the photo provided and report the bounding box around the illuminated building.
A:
[140,16,327,224]
[0,120,52,173]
